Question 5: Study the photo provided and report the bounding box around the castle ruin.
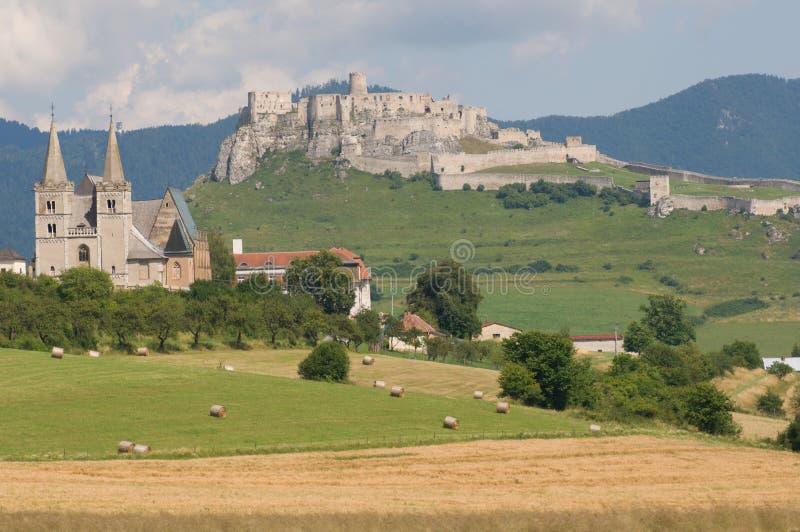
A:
[211,72,598,184]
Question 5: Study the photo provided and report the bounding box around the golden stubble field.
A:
[2,435,800,530]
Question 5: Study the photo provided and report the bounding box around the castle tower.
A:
[95,116,132,285]
[34,115,74,277]
[349,72,367,96]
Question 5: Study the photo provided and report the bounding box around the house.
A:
[571,334,625,353]
[388,311,441,353]
[232,239,370,316]
[762,357,800,372]
[0,248,26,275]
[33,115,211,288]
[478,322,521,341]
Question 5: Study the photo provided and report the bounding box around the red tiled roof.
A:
[402,311,437,334]
[571,334,623,341]
[234,247,369,280]
[481,322,521,331]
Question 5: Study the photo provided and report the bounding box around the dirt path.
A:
[1,436,799,517]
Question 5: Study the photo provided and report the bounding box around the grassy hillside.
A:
[0,348,587,460]
[189,151,800,354]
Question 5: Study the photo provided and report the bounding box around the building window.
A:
[45,200,56,214]
[172,261,182,280]
[493,333,501,339]
[111,265,116,275]
[78,245,90,264]
[49,266,55,275]
[47,223,57,237]
[107,199,116,213]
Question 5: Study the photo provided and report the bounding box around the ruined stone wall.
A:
[372,116,464,140]
[670,195,752,212]
[649,175,670,204]
[437,173,613,191]
[431,144,598,174]
[248,91,293,122]
[347,154,428,177]
[626,162,800,192]
[491,128,528,144]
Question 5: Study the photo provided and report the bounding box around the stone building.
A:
[0,248,26,275]
[478,322,521,341]
[33,116,211,289]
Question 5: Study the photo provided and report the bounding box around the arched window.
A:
[172,261,182,280]
[78,245,90,264]
[49,266,55,276]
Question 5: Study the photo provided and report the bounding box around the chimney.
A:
[232,239,243,255]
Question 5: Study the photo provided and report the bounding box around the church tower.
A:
[33,114,73,277]
[95,117,132,286]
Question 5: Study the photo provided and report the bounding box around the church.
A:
[33,116,211,289]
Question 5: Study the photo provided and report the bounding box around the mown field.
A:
[189,151,800,355]
[0,348,589,460]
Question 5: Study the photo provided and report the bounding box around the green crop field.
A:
[0,348,588,460]
[189,151,800,356]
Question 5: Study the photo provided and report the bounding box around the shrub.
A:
[768,362,793,380]
[637,260,655,271]
[528,259,552,273]
[682,382,739,435]
[297,342,350,382]
[462,183,472,191]
[499,362,545,406]
[756,390,785,417]
[703,298,768,319]
[476,184,485,192]
[617,275,634,285]
[778,415,800,451]
[602,263,613,270]
[720,340,761,370]
[555,263,579,273]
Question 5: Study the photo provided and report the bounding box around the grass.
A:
[670,179,794,200]
[0,348,588,460]
[459,136,502,154]
[189,150,800,355]
[475,161,647,187]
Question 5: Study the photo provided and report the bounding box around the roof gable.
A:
[164,220,192,255]
[0,248,25,260]
[168,187,198,239]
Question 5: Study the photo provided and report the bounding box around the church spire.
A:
[103,112,125,183]
[41,108,68,185]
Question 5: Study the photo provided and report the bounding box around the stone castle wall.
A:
[431,144,598,174]
[437,173,613,191]
[628,162,800,193]
[348,154,429,176]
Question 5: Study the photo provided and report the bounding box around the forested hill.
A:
[0,115,238,257]
[497,74,800,180]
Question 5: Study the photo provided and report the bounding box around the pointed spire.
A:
[103,113,125,184]
[41,109,68,185]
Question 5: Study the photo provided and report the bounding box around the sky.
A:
[0,0,798,131]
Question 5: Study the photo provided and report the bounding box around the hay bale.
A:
[87,350,100,358]
[443,416,459,430]
[589,424,602,433]
[51,347,64,359]
[373,380,386,388]
[362,355,375,365]
[118,440,135,453]
[210,404,227,418]
[390,385,405,398]
[473,390,484,399]
[132,444,150,455]
[496,401,510,414]
[222,364,235,372]
[135,347,149,356]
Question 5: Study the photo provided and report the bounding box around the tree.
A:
[623,321,655,353]
[223,294,260,349]
[756,390,785,417]
[354,309,381,351]
[298,342,350,382]
[57,268,114,348]
[141,286,185,351]
[720,340,761,370]
[639,295,696,346]
[261,291,296,347]
[285,250,354,314]
[778,415,800,452]
[208,228,236,285]
[105,289,146,348]
[768,362,793,380]
[425,336,452,361]
[683,382,739,435]
[499,362,545,406]
[406,258,482,339]
[501,330,581,410]
[183,280,228,346]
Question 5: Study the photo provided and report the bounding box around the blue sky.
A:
[0,0,797,130]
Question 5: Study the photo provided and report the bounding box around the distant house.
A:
[232,239,370,316]
[478,322,521,342]
[762,357,800,372]
[0,248,26,275]
[571,334,625,353]
[388,311,441,353]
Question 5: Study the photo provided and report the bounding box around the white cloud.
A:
[512,32,573,62]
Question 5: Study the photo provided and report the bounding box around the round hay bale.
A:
[362,355,375,365]
[390,385,405,398]
[132,444,150,455]
[210,404,227,418]
[135,347,149,357]
[118,440,135,453]
[589,424,602,433]
[373,380,386,388]
[473,390,484,399]
[87,350,100,358]
[443,416,459,430]
[222,364,235,372]
[51,347,64,359]
[496,401,510,414]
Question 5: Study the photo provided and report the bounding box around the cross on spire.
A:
[50,102,54,121]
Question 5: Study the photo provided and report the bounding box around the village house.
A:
[232,239,370,316]
[762,357,800,372]
[571,334,625,353]
[388,311,441,353]
[478,322,521,341]
[0,248,26,275]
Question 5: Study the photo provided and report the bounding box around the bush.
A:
[637,260,655,271]
[704,298,768,319]
[554,263,579,273]
[462,183,471,191]
[756,390,785,417]
[297,342,350,382]
[778,415,800,451]
[499,362,544,406]
[528,259,552,273]
[476,184,485,192]
[768,362,793,380]
[682,382,739,435]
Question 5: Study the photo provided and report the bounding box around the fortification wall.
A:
[669,195,751,212]
[373,116,464,140]
[627,162,800,192]
[347,154,428,177]
[248,91,293,120]
[437,173,613,191]
[432,144,598,174]
[751,197,800,215]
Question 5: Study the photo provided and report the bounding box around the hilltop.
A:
[498,74,800,180]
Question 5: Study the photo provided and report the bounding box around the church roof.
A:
[132,199,162,236]
[0,247,25,261]
[42,120,68,185]
[167,187,198,239]
[164,220,192,255]
[103,118,125,183]
[128,226,166,260]
[70,193,96,228]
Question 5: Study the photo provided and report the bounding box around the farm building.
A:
[0,248,26,275]
[232,239,370,316]
[762,357,800,372]
[571,334,624,353]
[478,322,521,341]
[388,311,441,353]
